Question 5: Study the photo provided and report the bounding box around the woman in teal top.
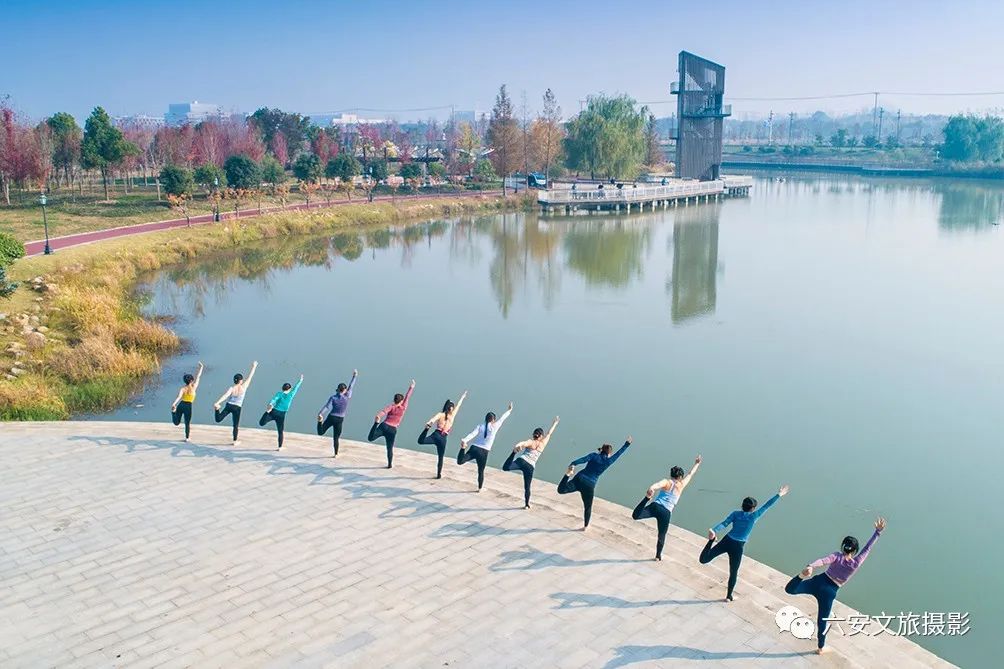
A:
[700,484,789,601]
[258,374,303,450]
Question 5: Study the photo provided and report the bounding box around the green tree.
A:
[292,152,322,183]
[260,155,285,187]
[81,106,132,200]
[942,114,1004,162]
[399,163,422,180]
[884,135,901,150]
[224,155,260,190]
[563,94,647,179]
[428,161,446,179]
[159,165,193,197]
[326,154,360,181]
[366,158,389,182]
[829,129,848,148]
[645,113,662,166]
[862,134,880,148]
[474,158,496,181]
[193,163,226,192]
[46,112,82,186]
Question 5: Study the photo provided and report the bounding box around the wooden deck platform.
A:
[539,176,753,213]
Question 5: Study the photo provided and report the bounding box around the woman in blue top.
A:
[558,437,633,530]
[631,455,701,560]
[258,374,303,450]
[700,483,789,601]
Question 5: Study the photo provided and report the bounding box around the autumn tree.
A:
[644,113,663,167]
[46,112,82,186]
[455,122,481,176]
[81,107,133,200]
[487,85,520,193]
[536,88,562,181]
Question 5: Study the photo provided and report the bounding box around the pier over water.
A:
[538,176,753,213]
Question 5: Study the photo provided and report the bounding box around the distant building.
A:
[113,114,165,130]
[165,101,224,126]
[329,113,388,127]
[451,110,486,127]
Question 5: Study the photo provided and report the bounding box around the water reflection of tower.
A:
[668,205,720,323]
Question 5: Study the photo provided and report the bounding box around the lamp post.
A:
[40,193,52,255]
[213,177,220,221]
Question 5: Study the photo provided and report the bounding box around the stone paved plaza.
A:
[0,422,951,668]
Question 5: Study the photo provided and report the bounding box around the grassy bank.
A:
[0,194,524,420]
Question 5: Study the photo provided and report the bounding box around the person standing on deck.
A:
[502,416,559,509]
[259,374,303,450]
[418,390,468,478]
[368,379,415,468]
[457,402,513,491]
[699,484,789,601]
[558,437,633,530]
[317,369,358,457]
[212,360,258,445]
[631,455,702,561]
[170,362,204,442]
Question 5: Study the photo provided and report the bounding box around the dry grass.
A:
[0,194,522,420]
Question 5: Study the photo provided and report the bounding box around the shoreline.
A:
[1,420,954,668]
[0,195,523,420]
[723,160,1004,180]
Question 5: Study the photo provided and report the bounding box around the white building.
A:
[329,113,388,127]
[165,101,224,126]
[113,114,165,129]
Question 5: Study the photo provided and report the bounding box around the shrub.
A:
[159,165,194,197]
[0,232,26,265]
[224,155,261,190]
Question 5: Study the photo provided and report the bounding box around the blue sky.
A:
[6,0,1004,121]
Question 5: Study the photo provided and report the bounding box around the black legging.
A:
[457,445,490,490]
[632,497,673,559]
[784,573,840,649]
[258,409,287,448]
[700,535,745,599]
[318,414,345,455]
[557,474,596,527]
[214,403,242,441]
[171,401,193,439]
[502,451,535,507]
[368,422,397,467]
[418,427,449,477]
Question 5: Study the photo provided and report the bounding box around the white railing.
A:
[538,180,725,205]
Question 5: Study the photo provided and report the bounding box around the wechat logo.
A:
[775,605,816,640]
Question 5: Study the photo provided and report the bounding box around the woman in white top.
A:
[213,361,257,445]
[456,402,513,491]
[418,390,467,479]
[631,455,702,561]
[502,416,559,509]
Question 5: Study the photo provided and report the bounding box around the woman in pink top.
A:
[784,516,887,653]
[367,379,415,468]
[417,390,467,479]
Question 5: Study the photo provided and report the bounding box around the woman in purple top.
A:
[316,369,357,457]
[784,516,887,653]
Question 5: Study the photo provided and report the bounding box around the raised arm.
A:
[241,360,258,389]
[679,455,702,491]
[288,374,304,400]
[192,362,205,390]
[346,369,357,397]
[454,390,468,413]
[494,403,514,428]
[607,437,633,466]
[540,416,560,447]
[752,492,782,520]
[400,380,415,410]
[854,519,886,565]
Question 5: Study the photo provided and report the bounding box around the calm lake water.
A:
[103,176,1003,666]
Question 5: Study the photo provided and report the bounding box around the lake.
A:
[103,176,1004,667]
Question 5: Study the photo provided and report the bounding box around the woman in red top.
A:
[418,390,467,478]
[367,379,415,468]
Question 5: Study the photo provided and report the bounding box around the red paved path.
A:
[24,191,502,257]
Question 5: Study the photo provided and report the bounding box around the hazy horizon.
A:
[5,0,1004,122]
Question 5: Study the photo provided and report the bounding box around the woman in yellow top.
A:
[502,416,559,509]
[417,390,467,478]
[170,362,204,442]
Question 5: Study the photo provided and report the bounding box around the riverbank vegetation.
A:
[0,195,521,420]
